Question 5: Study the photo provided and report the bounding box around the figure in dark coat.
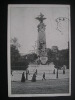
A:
[21,72,25,82]
[42,72,46,80]
[53,69,55,74]
[26,69,29,80]
[32,72,36,82]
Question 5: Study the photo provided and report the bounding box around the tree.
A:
[11,38,30,70]
[10,37,20,49]
[52,48,69,69]
[47,48,53,64]
[11,37,20,66]
[26,53,38,63]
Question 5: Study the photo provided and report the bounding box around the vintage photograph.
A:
[7,4,71,97]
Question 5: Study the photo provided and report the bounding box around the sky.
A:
[9,5,70,54]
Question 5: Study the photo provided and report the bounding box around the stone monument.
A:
[27,13,55,80]
[36,13,48,64]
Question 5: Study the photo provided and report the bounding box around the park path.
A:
[11,69,69,81]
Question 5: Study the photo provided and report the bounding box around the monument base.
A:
[40,56,48,65]
[28,63,56,80]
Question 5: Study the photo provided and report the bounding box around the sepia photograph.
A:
[7,4,71,97]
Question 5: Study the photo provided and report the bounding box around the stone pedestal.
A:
[28,63,56,80]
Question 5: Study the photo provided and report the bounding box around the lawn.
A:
[11,78,69,94]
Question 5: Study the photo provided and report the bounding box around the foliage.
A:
[47,48,53,64]
[11,37,29,70]
[11,44,20,66]
[46,48,69,69]
[11,37,69,70]
[52,49,69,69]
[25,53,38,63]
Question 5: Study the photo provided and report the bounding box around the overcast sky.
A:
[9,5,70,54]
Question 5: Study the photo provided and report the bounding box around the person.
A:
[63,68,65,74]
[26,69,29,80]
[53,69,55,74]
[11,70,13,76]
[42,72,46,80]
[35,69,37,75]
[63,65,65,74]
[32,72,36,82]
[21,72,25,82]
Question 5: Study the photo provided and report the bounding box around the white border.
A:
[7,4,71,97]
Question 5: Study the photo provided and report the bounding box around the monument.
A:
[36,13,48,64]
[27,13,56,80]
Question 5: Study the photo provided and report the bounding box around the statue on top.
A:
[35,13,46,23]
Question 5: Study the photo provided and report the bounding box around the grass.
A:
[11,78,69,94]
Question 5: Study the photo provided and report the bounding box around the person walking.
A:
[42,72,46,80]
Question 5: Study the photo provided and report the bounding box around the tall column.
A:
[36,13,48,64]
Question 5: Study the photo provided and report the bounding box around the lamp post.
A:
[56,68,58,78]
[56,53,59,79]
[25,56,28,80]
[52,46,59,79]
